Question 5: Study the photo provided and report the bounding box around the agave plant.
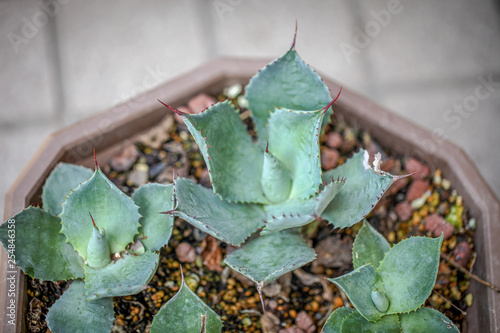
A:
[0,156,175,333]
[159,38,402,299]
[322,221,459,333]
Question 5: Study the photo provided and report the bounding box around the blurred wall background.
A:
[1,0,499,219]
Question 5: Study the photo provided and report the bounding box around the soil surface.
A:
[26,88,475,333]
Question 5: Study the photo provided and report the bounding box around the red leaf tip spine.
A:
[157,99,185,116]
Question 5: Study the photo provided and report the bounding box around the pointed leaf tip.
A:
[93,147,98,169]
[89,212,97,230]
[322,87,342,115]
[157,99,185,116]
[290,20,298,50]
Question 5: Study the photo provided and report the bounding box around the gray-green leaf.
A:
[245,49,332,145]
[322,307,354,333]
[46,280,114,333]
[328,264,384,322]
[353,220,390,270]
[340,311,400,333]
[400,307,459,333]
[377,235,443,314]
[321,150,395,229]
[267,107,325,200]
[225,230,316,285]
[180,101,268,203]
[84,251,159,300]
[173,178,266,246]
[133,183,175,251]
[0,207,84,281]
[263,180,344,233]
[150,280,222,333]
[42,163,94,216]
[60,168,141,259]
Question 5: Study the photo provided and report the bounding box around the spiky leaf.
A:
[0,207,84,281]
[245,49,332,144]
[180,101,268,203]
[42,163,94,216]
[322,307,354,333]
[261,149,292,202]
[86,223,111,268]
[84,251,159,300]
[377,235,443,314]
[400,307,459,333]
[173,178,266,246]
[46,280,114,333]
[150,280,223,333]
[133,183,175,251]
[321,150,395,229]
[353,221,390,270]
[340,311,400,333]
[328,264,384,322]
[60,168,141,259]
[267,107,325,199]
[263,180,344,233]
[225,230,316,285]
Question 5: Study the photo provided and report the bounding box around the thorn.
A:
[283,213,286,218]
[297,213,300,217]
[271,215,276,219]
[157,99,185,116]
[290,20,298,50]
[180,264,185,283]
[89,212,97,230]
[321,87,343,115]
[93,148,98,169]
[265,141,269,153]
[160,209,176,215]
[206,145,212,148]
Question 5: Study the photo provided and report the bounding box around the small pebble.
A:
[465,293,473,307]
[321,148,340,170]
[411,197,427,210]
[295,311,316,333]
[127,163,149,186]
[453,242,471,266]
[405,158,430,179]
[175,242,196,263]
[238,95,249,109]
[110,145,139,171]
[188,93,217,114]
[326,132,343,149]
[224,83,242,98]
[406,179,430,202]
[433,170,442,186]
[442,178,451,190]
[425,213,454,239]
[395,201,413,221]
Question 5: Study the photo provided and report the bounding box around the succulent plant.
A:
[322,220,460,332]
[150,268,223,333]
[0,157,175,333]
[159,38,401,299]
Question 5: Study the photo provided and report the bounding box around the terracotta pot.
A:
[1,58,498,332]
